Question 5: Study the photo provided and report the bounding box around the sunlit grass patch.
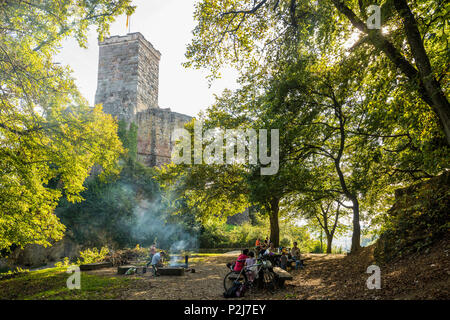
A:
[0,267,132,300]
[169,252,222,265]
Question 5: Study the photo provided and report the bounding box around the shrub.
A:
[55,257,72,268]
[77,247,109,265]
[280,238,291,247]
[0,267,29,280]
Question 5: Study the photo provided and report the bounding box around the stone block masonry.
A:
[95,32,192,167]
[137,108,192,167]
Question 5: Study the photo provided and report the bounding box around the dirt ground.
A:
[86,251,266,300]
[85,238,450,300]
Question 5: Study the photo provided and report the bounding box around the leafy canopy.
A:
[0,0,135,250]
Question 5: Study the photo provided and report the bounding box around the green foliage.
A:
[76,247,109,265]
[280,237,291,247]
[118,120,138,162]
[56,160,160,248]
[311,242,325,254]
[198,213,318,252]
[0,1,133,250]
[187,0,450,143]
[183,0,450,253]
[57,119,199,250]
[54,257,72,268]
[0,267,29,280]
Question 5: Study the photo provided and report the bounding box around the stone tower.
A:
[95,32,160,121]
[95,33,191,167]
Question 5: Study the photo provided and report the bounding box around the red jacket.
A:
[234,254,248,272]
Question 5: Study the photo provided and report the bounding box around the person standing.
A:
[146,244,157,267]
[150,251,165,277]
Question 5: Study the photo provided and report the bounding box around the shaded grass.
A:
[0,267,133,300]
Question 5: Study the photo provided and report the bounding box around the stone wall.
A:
[136,108,192,167]
[374,172,450,263]
[1,238,81,269]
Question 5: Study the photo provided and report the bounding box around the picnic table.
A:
[273,267,293,287]
[266,254,282,267]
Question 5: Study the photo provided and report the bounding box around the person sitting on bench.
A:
[264,242,276,256]
[245,251,257,282]
[234,249,249,272]
[291,242,304,270]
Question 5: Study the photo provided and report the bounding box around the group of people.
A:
[146,244,165,277]
[233,249,258,283]
[232,238,304,283]
[254,237,276,256]
[279,242,303,270]
[254,238,303,270]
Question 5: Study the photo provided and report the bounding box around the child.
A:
[245,251,256,282]
[280,251,288,270]
[234,249,249,272]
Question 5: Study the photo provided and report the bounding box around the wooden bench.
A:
[273,267,293,287]
[80,262,112,271]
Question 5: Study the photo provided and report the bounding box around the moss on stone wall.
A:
[374,171,450,263]
[118,120,138,162]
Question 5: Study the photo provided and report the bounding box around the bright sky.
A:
[56,0,239,117]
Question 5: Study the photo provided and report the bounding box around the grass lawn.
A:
[0,267,133,300]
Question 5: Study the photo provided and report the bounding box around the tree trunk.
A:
[269,198,280,247]
[319,230,323,253]
[350,197,361,253]
[326,233,333,254]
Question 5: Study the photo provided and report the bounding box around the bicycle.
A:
[223,256,277,293]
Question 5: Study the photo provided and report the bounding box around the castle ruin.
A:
[95,32,192,167]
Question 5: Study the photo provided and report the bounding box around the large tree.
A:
[0,1,134,250]
[186,0,449,144]
[157,85,307,247]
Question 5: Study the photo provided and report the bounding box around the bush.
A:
[0,267,29,280]
[55,257,72,268]
[77,247,109,265]
[280,238,291,247]
[311,242,325,253]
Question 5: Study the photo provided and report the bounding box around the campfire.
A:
[161,254,195,275]
[169,255,189,268]
[116,250,195,276]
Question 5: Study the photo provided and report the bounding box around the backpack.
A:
[223,281,245,298]
[235,282,246,297]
